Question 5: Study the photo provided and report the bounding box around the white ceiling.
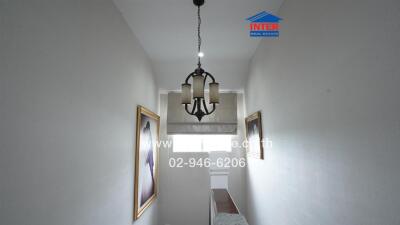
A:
[113,0,284,90]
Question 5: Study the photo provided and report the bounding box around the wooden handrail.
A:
[210,189,248,225]
[211,189,239,214]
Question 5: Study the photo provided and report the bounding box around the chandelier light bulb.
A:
[198,52,204,58]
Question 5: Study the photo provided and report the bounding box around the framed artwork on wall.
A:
[245,111,264,160]
[134,106,160,220]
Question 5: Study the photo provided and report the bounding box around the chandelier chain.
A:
[197,5,201,67]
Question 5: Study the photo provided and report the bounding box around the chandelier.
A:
[181,0,219,122]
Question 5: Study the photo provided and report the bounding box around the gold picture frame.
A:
[134,106,160,220]
[245,111,264,159]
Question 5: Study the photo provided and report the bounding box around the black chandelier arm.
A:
[200,72,216,89]
[184,98,214,115]
[202,100,216,115]
[184,104,191,115]
[204,72,216,83]
[185,72,196,84]
[184,103,190,114]
[184,103,194,115]
[184,98,199,115]
[192,99,197,114]
[202,98,209,114]
[209,103,216,114]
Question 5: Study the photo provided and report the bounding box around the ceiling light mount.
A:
[193,0,204,7]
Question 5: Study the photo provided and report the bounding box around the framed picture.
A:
[245,111,264,159]
[134,106,160,220]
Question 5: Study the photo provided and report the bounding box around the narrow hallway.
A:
[1,0,400,225]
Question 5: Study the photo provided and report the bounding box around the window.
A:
[172,135,232,152]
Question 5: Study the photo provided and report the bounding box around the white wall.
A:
[158,94,210,225]
[228,93,247,216]
[245,0,400,225]
[0,1,158,225]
